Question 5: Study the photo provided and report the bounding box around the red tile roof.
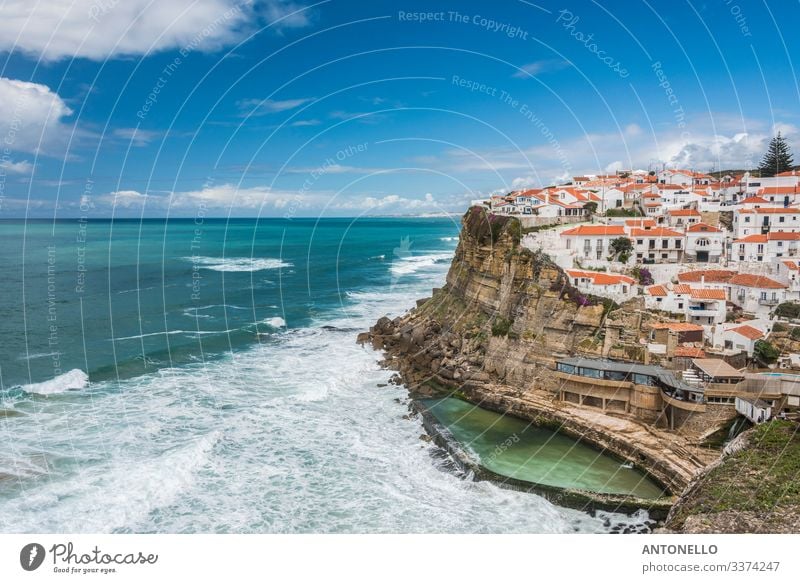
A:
[728,273,787,289]
[673,346,706,358]
[733,234,768,244]
[669,209,701,216]
[566,270,635,286]
[678,270,736,283]
[625,219,656,227]
[758,186,800,195]
[560,225,627,236]
[647,285,668,296]
[769,231,800,241]
[782,260,800,271]
[690,288,726,300]
[687,223,722,233]
[739,207,800,214]
[651,322,704,332]
[629,227,683,237]
[729,325,764,340]
[738,196,768,205]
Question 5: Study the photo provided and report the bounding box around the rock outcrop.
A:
[359,207,744,525]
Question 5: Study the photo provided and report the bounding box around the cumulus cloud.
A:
[0,77,74,155]
[0,0,313,62]
[0,159,33,174]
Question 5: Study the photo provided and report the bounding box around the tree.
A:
[609,237,633,262]
[583,201,598,217]
[759,132,794,176]
[753,340,780,365]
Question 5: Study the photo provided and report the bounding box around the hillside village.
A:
[468,140,800,427]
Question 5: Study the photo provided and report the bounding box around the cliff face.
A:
[365,206,643,395]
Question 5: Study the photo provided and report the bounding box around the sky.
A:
[0,0,798,217]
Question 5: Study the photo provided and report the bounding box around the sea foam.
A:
[21,369,88,395]
[185,257,291,272]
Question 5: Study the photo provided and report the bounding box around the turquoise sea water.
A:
[0,218,648,533]
[424,398,665,499]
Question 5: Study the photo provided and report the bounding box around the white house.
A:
[666,208,701,228]
[565,269,637,302]
[727,273,788,316]
[733,207,800,239]
[685,223,724,263]
[645,283,726,327]
[560,224,628,261]
[630,227,685,263]
[732,231,800,264]
[715,324,766,357]
[774,259,800,301]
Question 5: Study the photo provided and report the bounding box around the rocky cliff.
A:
[359,207,797,532]
[359,207,717,497]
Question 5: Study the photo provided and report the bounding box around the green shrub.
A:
[754,340,780,364]
[775,302,800,319]
[491,317,513,337]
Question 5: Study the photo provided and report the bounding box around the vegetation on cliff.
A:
[666,421,800,532]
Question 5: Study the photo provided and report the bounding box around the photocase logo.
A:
[20,543,46,571]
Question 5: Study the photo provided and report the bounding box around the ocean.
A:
[0,217,640,533]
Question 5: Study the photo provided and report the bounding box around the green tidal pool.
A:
[423,398,666,499]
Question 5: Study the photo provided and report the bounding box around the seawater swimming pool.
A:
[423,397,666,500]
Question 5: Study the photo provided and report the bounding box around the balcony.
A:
[687,305,720,316]
[759,297,780,306]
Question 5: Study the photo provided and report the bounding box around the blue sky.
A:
[0,0,798,217]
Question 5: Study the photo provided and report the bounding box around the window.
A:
[678,302,683,309]
[675,240,682,249]
[656,297,662,302]
[637,239,643,245]
[744,216,751,223]
[565,239,571,249]
[780,216,786,223]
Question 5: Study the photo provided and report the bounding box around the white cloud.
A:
[604,160,624,174]
[290,119,321,127]
[84,184,459,216]
[0,159,33,174]
[112,127,159,146]
[512,60,569,78]
[0,1,312,62]
[510,175,538,189]
[237,97,314,116]
[0,77,74,155]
